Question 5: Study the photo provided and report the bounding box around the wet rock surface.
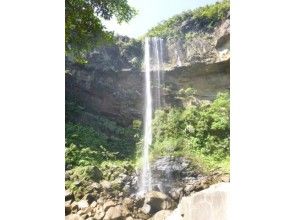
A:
[151,156,201,194]
[65,160,229,220]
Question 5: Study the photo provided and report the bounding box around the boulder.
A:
[141,204,152,215]
[167,183,230,220]
[65,190,74,201]
[78,200,89,210]
[71,201,78,212]
[149,210,172,220]
[65,214,83,220]
[168,188,183,201]
[93,207,105,220]
[97,197,105,205]
[184,173,230,196]
[136,212,150,220]
[100,180,112,190]
[104,205,130,220]
[77,206,92,217]
[85,193,96,204]
[134,196,144,208]
[103,200,116,211]
[80,213,89,219]
[144,191,176,214]
[123,198,134,210]
[122,184,131,194]
[90,201,97,208]
[65,201,72,215]
[86,182,102,193]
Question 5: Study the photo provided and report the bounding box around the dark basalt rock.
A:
[151,156,201,194]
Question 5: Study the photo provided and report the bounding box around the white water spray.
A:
[139,37,153,194]
[175,49,182,67]
[138,37,165,195]
[153,38,161,108]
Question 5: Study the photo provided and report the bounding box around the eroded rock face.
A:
[65,17,230,125]
[163,16,230,68]
[151,156,200,194]
[167,183,230,220]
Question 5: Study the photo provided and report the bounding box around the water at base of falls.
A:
[138,37,164,196]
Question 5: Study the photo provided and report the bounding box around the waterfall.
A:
[138,37,164,195]
[175,49,182,67]
[153,38,161,109]
[139,37,153,194]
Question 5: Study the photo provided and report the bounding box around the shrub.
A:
[151,92,230,172]
[65,122,108,149]
[146,0,229,38]
[65,121,137,168]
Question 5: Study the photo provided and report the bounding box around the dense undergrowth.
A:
[65,92,230,173]
[146,0,229,38]
[65,103,140,169]
[151,92,230,173]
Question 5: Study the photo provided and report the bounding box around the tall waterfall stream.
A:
[138,37,164,195]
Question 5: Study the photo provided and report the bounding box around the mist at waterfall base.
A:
[138,37,165,196]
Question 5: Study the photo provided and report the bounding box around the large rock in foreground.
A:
[142,191,176,215]
[167,183,229,220]
[149,210,172,220]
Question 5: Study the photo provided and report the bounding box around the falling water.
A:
[139,37,153,194]
[159,38,164,76]
[175,49,182,67]
[153,38,161,108]
[138,37,164,195]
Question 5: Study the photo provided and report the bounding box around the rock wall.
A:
[66,67,143,125]
[65,16,230,125]
[163,16,230,67]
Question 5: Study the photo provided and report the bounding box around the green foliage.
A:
[70,165,103,182]
[146,0,229,38]
[65,0,137,62]
[116,37,143,70]
[65,143,118,167]
[65,123,114,167]
[152,92,230,172]
[65,165,103,200]
[176,88,197,106]
[65,119,138,168]
[66,122,108,148]
[99,160,135,181]
[65,101,85,121]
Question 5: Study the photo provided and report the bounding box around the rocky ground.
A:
[65,157,229,220]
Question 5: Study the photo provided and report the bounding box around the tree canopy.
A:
[65,0,137,61]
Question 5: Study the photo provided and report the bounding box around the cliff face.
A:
[163,14,230,104]
[65,15,230,125]
[65,36,144,125]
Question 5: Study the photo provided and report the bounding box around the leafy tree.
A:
[65,0,137,61]
[152,92,230,171]
[146,0,229,38]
